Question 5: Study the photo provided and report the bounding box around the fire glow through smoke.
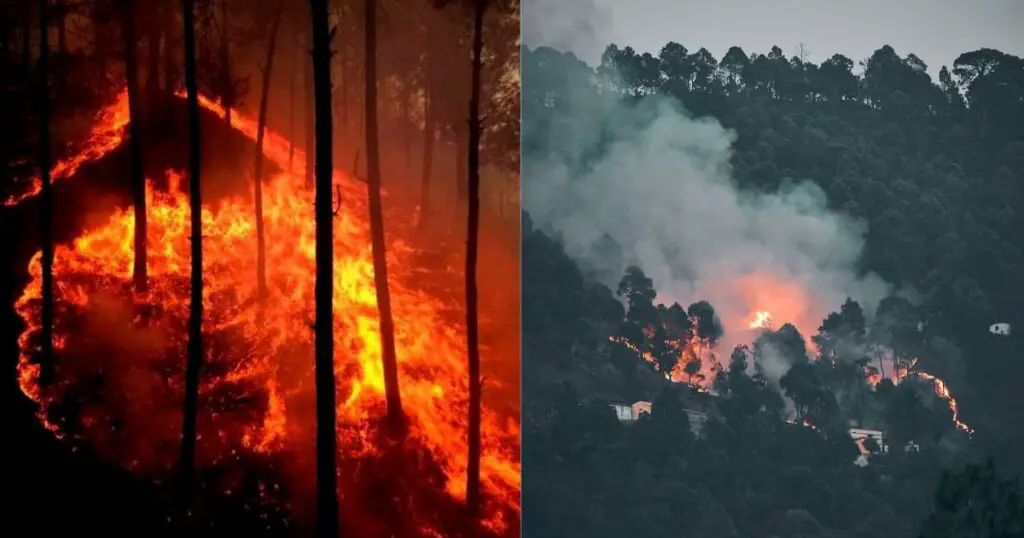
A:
[11,91,520,532]
[612,297,972,435]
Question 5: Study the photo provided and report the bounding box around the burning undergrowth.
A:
[11,92,520,536]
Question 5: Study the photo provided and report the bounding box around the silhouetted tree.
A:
[120,0,148,293]
[38,0,53,387]
[252,1,286,304]
[309,1,340,536]
[365,0,404,432]
[465,0,489,520]
[178,0,203,495]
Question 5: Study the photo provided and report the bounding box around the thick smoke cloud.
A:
[522,0,612,66]
[523,59,891,346]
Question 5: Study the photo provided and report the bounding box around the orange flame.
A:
[748,310,772,330]
[4,90,131,206]
[12,91,519,531]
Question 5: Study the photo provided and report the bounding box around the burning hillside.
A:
[11,91,520,535]
[607,279,973,436]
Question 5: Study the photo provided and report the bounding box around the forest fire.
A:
[3,90,131,207]
[748,310,772,330]
[12,91,519,533]
[611,273,972,436]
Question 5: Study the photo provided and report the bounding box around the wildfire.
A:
[748,310,772,330]
[916,371,973,435]
[12,91,520,531]
[4,90,131,206]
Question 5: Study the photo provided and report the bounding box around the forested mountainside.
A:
[521,43,1024,538]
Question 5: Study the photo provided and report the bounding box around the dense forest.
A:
[1,1,520,537]
[522,43,1024,537]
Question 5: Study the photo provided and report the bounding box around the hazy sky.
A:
[522,0,1024,78]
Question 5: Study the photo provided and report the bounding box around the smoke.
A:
[523,52,891,351]
[522,0,613,66]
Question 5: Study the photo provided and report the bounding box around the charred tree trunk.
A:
[219,0,231,123]
[308,1,340,536]
[121,0,148,294]
[304,37,315,188]
[178,0,203,496]
[465,0,487,520]
[254,4,285,304]
[365,0,404,433]
[419,68,435,231]
[38,0,53,388]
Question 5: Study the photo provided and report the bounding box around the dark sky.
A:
[522,0,1024,77]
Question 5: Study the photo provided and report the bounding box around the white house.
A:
[608,400,707,435]
[989,323,1011,336]
[849,427,887,467]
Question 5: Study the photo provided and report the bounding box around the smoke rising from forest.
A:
[523,56,891,344]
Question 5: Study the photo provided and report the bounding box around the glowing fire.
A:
[609,278,972,437]
[4,90,131,206]
[12,91,519,531]
[748,310,772,330]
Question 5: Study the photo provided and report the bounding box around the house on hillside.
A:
[848,427,887,467]
[609,400,707,435]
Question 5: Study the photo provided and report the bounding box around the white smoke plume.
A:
[523,55,891,347]
[522,0,613,66]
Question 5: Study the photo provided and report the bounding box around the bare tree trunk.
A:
[219,0,230,123]
[162,23,174,98]
[465,0,487,520]
[38,0,54,388]
[121,0,148,294]
[304,37,315,188]
[254,3,284,305]
[418,65,435,231]
[365,0,404,433]
[178,0,203,496]
[308,1,340,536]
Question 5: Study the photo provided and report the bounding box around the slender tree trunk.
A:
[121,0,148,294]
[365,0,404,432]
[38,0,53,388]
[178,0,203,495]
[465,0,487,520]
[309,1,340,536]
[254,3,284,304]
[419,70,435,231]
[304,37,315,188]
[219,0,230,123]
